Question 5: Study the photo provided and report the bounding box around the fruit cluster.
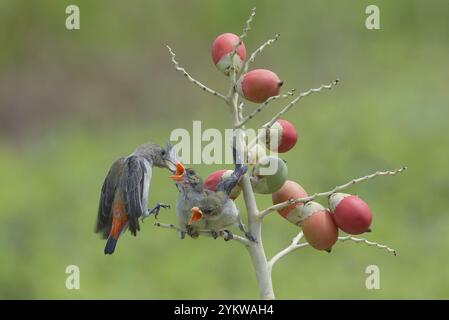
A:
[208,32,372,252]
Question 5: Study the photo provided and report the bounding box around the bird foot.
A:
[142,203,171,222]
[222,230,234,241]
[186,225,199,239]
[237,220,257,242]
[210,231,219,239]
[244,232,257,243]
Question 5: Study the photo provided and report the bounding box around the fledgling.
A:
[170,163,206,238]
[170,161,255,241]
[95,142,178,254]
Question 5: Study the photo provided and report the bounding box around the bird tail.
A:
[104,236,118,255]
[231,138,246,171]
[217,141,248,196]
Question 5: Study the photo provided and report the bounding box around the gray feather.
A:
[123,155,150,236]
[216,165,247,196]
[96,157,126,239]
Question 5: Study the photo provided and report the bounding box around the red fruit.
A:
[272,180,308,225]
[329,193,372,235]
[263,119,298,153]
[212,33,246,75]
[237,69,282,103]
[204,169,242,200]
[299,202,338,251]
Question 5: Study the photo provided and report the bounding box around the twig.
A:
[242,34,280,74]
[258,167,407,219]
[240,7,257,40]
[236,89,296,127]
[265,79,339,128]
[154,221,184,233]
[338,236,397,256]
[228,7,257,79]
[269,233,397,270]
[153,222,250,246]
[268,232,305,270]
[166,45,227,101]
[246,80,339,150]
[238,102,245,123]
[221,232,252,246]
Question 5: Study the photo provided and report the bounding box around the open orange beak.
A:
[188,207,203,225]
[169,162,186,181]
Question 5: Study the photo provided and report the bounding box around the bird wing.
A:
[122,155,152,236]
[96,157,126,239]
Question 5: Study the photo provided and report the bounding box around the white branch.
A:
[242,34,280,74]
[338,236,397,256]
[265,79,339,128]
[154,221,184,233]
[246,80,339,150]
[166,45,227,101]
[154,221,250,246]
[236,89,296,127]
[240,7,257,40]
[269,233,397,271]
[237,102,245,123]
[258,167,407,219]
[228,7,257,71]
[268,232,305,271]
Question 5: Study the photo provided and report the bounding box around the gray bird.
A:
[170,160,255,241]
[170,163,206,238]
[96,142,178,254]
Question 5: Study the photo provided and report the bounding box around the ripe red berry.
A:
[299,202,338,252]
[204,169,242,200]
[329,193,372,235]
[262,119,298,153]
[237,69,283,103]
[212,33,246,75]
[272,180,308,225]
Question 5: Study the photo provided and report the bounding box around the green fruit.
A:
[251,156,288,194]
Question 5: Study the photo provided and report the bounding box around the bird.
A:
[170,163,206,239]
[170,154,255,241]
[95,142,179,255]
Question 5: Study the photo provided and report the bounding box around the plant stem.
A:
[228,86,275,300]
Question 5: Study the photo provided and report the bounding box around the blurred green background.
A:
[1,0,448,299]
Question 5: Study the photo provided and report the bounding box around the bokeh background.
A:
[1,0,448,299]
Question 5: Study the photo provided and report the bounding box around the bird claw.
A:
[245,232,257,243]
[144,203,171,222]
[210,231,219,239]
[222,230,234,241]
[186,225,199,239]
[237,220,257,242]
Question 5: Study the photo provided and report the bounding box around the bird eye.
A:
[161,150,166,156]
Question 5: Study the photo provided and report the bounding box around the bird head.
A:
[170,164,203,188]
[135,142,179,171]
[188,196,223,224]
[188,206,204,225]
